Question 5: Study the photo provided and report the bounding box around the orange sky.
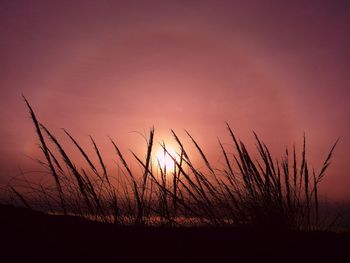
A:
[0,0,349,201]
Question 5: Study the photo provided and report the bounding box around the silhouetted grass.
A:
[5,97,339,230]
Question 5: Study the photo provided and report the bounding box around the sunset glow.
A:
[1,2,350,261]
[0,1,349,203]
[155,146,177,173]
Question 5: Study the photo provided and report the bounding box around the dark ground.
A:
[0,204,349,262]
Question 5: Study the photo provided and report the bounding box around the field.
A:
[1,204,349,262]
[1,99,348,262]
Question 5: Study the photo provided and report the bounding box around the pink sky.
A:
[1,0,349,201]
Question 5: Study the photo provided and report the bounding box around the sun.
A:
[155,146,177,172]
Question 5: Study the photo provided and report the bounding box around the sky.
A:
[0,0,349,201]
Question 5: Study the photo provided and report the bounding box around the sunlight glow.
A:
[156,146,177,172]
